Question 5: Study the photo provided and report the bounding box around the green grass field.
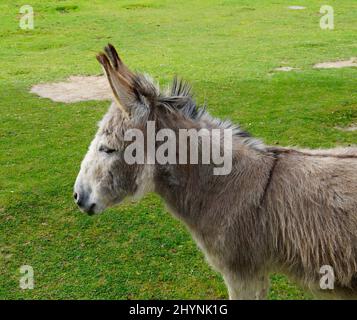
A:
[0,0,356,299]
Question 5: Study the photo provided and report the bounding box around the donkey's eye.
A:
[99,145,116,154]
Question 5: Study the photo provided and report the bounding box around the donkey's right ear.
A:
[96,45,137,119]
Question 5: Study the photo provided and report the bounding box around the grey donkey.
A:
[74,44,357,299]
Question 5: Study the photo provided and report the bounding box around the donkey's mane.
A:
[132,73,266,152]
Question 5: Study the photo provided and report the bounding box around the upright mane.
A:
[129,72,266,152]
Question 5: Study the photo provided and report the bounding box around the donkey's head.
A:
[74,44,157,214]
[74,44,241,214]
[74,44,196,214]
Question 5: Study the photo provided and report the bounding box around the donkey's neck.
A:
[148,107,273,231]
[152,138,274,231]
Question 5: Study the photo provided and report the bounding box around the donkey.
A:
[74,44,357,299]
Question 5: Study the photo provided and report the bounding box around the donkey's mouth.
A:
[86,203,97,216]
[74,190,125,216]
[78,202,104,216]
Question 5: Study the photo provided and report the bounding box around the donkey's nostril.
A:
[74,192,84,207]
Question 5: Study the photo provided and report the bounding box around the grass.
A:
[0,0,356,299]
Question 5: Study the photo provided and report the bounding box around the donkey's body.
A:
[153,120,357,299]
[74,44,357,299]
[160,143,357,299]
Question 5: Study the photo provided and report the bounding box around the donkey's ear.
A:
[96,44,139,119]
[104,44,135,83]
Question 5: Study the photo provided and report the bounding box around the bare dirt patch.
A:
[313,58,357,69]
[335,124,357,132]
[30,75,111,103]
[288,6,306,10]
[274,66,298,72]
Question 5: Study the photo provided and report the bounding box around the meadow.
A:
[0,0,356,299]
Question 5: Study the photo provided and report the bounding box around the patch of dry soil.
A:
[313,58,357,69]
[30,75,111,103]
[335,125,357,132]
[274,66,298,72]
[288,6,306,10]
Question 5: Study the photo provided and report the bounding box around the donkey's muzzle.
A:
[73,191,97,215]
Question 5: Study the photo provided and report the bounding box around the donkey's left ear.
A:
[97,44,155,119]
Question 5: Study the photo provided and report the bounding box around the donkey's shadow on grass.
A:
[73,44,357,300]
